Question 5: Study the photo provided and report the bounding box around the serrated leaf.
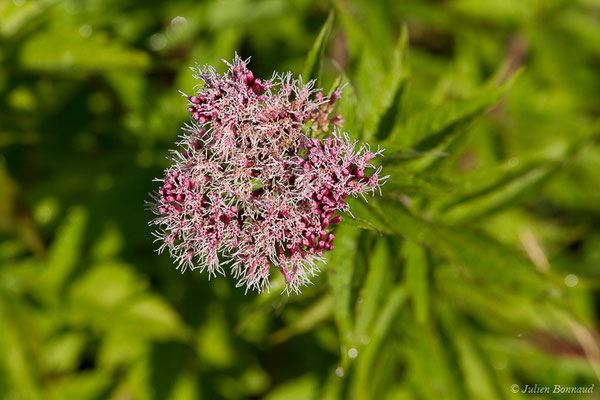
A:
[333,0,386,127]
[383,166,453,195]
[363,25,410,141]
[374,199,551,296]
[341,198,393,234]
[437,160,557,224]
[301,10,334,83]
[355,238,391,341]
[384,71,521,153]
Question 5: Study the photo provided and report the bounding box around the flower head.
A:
[149,55,386,293]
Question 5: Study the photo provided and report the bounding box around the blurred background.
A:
[2,0,600,399]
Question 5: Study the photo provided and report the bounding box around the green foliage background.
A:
[2,0,600,399]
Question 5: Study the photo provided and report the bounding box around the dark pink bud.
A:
[252,79,263,93]
[245,70,254,85]
[330,216,342,224]
[329,89,341,104]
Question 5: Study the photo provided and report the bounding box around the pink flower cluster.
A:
[150,55,386,293]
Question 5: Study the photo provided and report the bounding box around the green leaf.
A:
[69,262,189,341]
[0,296,44,399]
[68,261,147,308]
[363,25,410,141]
[48,370,114,400]
[341,198,393,234]
[42,332,87,373]
[39,206,87,297]
[436,160,557,224]
[405,323,466,400]
[404,241,429,325]
[383,166,453,195]
[441,309,502,400]
[196,309,236,368]
[352,285,407,399]
[301,10,334,83]
[0,0,55,38]
[434,159,561,224]
[327,224,360,367]
[355,238,391,342]
[264,375,319,400]
[384,71,521,153]
[336,75,359,139]
[90,222,124,260]
[375,199,551,297]
[123,295,190,341]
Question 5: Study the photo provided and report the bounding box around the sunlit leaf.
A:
[355,238,391,341]
[301,10,334,83]
[327,224,360,366]
[39,206,87,297]
[384,71,521,153]
[404,240,429,325]
[352,285,407,399]
[363,25,410,141]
